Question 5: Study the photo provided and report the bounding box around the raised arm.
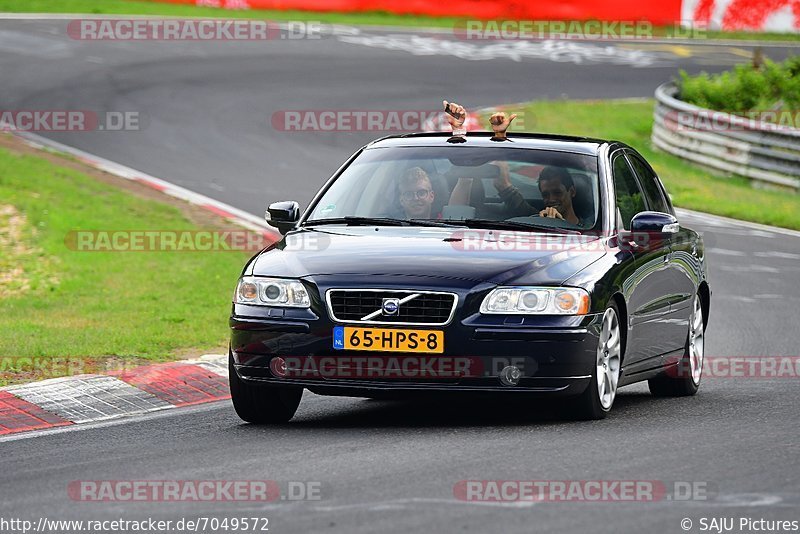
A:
[442,100,467,137]
[489,111,517,140]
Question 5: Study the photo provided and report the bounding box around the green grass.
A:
[0,143,250,374]
[502,99,800,230]
[2,0,799,41]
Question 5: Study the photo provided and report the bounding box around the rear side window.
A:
[612,154,645,230]
[627,154,669,214]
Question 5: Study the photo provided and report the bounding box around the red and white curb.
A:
[0,354,229,436]
[0,130,278,438]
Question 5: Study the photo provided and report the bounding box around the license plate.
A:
[333,326,444,354]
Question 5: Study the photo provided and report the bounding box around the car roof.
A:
[365,131,609,156]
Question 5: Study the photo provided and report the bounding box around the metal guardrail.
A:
[652,82,800,191]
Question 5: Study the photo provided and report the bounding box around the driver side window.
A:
[627,153,670,215]
[612,154,646,231]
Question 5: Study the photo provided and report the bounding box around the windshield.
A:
[305,146,600,232]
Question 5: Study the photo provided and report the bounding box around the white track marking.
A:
[754,251,800,260]
[718,265,780,273]
[708,248,746,256]
[337,34,664,67]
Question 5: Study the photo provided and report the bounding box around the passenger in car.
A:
[496,164,591,227]
[442,100,591,227]
[397,166,438,219]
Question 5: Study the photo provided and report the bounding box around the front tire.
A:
[648,293,704,397]
[229,352,302,423]
[567,303,622,420]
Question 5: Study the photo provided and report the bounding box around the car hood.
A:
[248,227,606,286]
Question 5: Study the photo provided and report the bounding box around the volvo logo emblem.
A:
[382,298,400,316]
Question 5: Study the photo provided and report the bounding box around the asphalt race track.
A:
[1,16,799,534]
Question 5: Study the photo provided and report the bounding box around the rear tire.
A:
[648,293,704,397]
[566,303,622,420]
[229,352,302,423]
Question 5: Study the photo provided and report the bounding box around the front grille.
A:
[326,290,457,325]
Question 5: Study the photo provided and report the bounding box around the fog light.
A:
[499,365,521,387]
[269,356,287,378]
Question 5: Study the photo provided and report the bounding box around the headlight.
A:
[234,276,310,308]
[480,287,590,315]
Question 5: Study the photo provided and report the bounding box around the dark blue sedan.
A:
[229,132,710,421]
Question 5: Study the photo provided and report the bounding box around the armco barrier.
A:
[652,82,800,191]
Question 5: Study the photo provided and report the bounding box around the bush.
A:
[678,56,800,116]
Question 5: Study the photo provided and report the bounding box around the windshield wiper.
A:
[304,216,410,227]
[408,219,467,228]
[304,217,466,228]
[458,218,579,234]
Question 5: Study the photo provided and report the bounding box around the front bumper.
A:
[230,302,603,397]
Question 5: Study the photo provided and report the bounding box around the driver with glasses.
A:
[397,167,437,219]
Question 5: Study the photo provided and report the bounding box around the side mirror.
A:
[619,211,679,251]
[266,201,300,235]
[630,211,679,234]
